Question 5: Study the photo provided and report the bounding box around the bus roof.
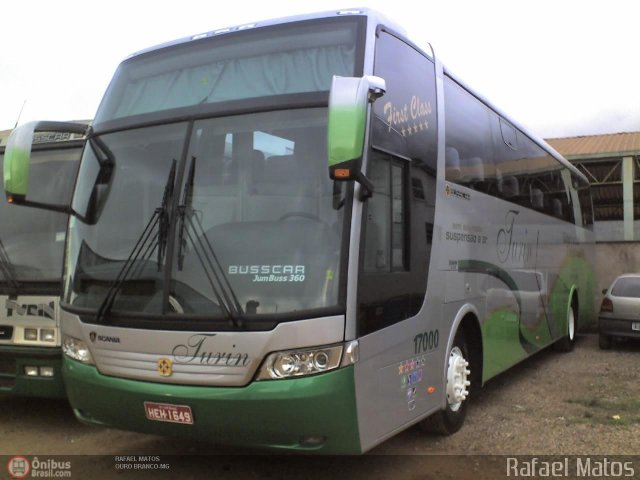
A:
[119,7,586,185]
[125,8,403,60]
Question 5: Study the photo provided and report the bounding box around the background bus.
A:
[3,9,595,451]
[0,129,83,397]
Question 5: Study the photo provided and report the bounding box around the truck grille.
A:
[0,325,13,340]
[0,358,16,375]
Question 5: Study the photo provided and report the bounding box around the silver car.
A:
[599,274,640,349]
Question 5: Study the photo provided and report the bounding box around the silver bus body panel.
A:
[354,180,591,451]
[354,313,446,451]
[351,29,595,450]
[65,313,345,386]
[353,38,452,453]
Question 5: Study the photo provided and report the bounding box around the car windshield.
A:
[64,108,347,323]
[611,277,640,298]
[0,145,79,289]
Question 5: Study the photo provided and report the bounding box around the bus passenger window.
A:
[443,77,494,190]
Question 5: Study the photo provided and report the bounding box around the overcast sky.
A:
[1,0,638,139]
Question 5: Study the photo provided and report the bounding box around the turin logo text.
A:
[7,456,30,479]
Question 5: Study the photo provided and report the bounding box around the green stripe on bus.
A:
[549,250,597,332]
[458,259,538,353]
[328,104,367,167]
[3,147,30,196]
[64,359,362,454]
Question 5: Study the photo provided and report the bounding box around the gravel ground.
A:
[375,333,640,455]
[0,333,638,479]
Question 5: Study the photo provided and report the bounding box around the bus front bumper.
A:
[63,358,362,454]
[0,345,66,398]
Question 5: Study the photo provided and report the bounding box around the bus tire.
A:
[554,299,577,353]
[420,329,471,435]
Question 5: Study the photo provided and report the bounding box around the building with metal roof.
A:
[547,131,640,242]
[548,131,640,159]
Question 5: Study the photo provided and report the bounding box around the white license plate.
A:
[632,322,640,331]
[144,402,194,425]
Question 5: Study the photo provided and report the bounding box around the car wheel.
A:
[598,332,612,350]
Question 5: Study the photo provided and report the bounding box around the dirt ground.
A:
[0,333,638,479]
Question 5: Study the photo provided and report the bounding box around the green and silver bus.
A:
[3,9,596,452]
[0,132,82,397]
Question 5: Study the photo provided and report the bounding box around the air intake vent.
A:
[0,358,16,375]
[0,325,13,340]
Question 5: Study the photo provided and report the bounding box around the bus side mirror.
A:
[4,120,89,213]
[327,75,385,198]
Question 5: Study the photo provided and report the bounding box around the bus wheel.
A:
[420,329,471,435]
[554,301,577,353]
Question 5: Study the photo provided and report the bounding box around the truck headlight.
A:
[62,335,94,365]
[40,329,56,342]
[24,328,38,341]
[256,341,358,380]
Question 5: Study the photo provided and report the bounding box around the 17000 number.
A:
[414,329,439,354]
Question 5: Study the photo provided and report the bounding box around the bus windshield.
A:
[64,108,347,323]
[63,17,365,326]
[94,17,362,125]
[0,147,77,289]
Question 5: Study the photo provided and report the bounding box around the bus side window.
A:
[363,153,406,272]
[443,77,495,191]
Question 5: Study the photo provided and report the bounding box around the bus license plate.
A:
[144,402,194,425]
[632,322,640,331]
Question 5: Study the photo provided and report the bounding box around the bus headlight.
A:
[62,335,95,365]
[256,341,358,380]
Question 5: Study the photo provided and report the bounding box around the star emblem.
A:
[157,358,173,377]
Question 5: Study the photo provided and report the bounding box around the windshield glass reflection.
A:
[65,109,345,321]
[0,146,79,287]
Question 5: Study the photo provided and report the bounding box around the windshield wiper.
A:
[0,238,20,293]
[95,160,177,323]
[177,156,244,327]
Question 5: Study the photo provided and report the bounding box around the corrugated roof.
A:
[546,131,640,159]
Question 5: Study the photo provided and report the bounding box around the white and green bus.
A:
[3,9,596,452]
[0,133,82,397]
